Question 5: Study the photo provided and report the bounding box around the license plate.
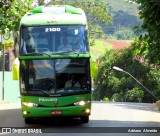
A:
[51,110,62,115]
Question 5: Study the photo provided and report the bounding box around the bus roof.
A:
[20,5,87,26]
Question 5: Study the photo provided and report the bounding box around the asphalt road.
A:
[0,101,160,136]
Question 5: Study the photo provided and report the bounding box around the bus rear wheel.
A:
[25,118,33,124]
[80,116,89,123]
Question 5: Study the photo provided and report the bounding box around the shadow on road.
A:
[113,102,159,113]
[94,101,159,113]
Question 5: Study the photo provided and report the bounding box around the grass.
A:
[90,39,112,59]
[89,39,132,59]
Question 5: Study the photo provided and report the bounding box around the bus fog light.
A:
[85,108,90,113]
[23,111,27,115]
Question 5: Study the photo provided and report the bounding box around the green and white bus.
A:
[12,5,97,124]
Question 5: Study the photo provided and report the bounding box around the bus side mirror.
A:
[90,57,98,78]
[12,58,19,80]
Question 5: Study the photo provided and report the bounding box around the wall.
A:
[0,72,19,103]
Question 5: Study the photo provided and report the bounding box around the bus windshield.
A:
[20,25,88,55]
[20,58,91,96]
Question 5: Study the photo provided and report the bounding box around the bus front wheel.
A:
[25,118,33,124]
[80,116,89,123]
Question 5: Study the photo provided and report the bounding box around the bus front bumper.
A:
[22,105,91,118]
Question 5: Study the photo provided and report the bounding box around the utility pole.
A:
[1,34,5,100]
[1,28,10,101]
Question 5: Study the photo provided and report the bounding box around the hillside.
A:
[106,0,138,15]
[104,0,140,35]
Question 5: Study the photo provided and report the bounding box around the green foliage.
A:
[0,41,13,50]
[111,92,124,102]
[0,0,12,11]
[93,47,160,103]
[37,0,45,6]
[106,34,117,40]
[125,87,144,102]
[103,97,110,101]
[0,0,33,33]
[130,0,160,64]
[114,27,136,40]
[145,66,160,100]
[0,0,33,51]
[106,27,136,40]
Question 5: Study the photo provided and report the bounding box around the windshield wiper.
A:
[31,89,50,96]
[53,51,79,55]
[53,51,73,54]
[22,52,51,57]
[64,86,83,91]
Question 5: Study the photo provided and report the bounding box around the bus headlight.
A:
[74,100,90,106]
[22,102,38,107]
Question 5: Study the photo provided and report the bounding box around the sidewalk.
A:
[0,100,21,110]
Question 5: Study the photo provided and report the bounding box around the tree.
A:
[114,27,136,40]
[37,0,45,6]
[0,0,33,54]
[129,0,160,64]
[93,47,160,103]
[0,0,33,32]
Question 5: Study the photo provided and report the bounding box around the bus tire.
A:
[25,118,33,124]
[81,116,89,123]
